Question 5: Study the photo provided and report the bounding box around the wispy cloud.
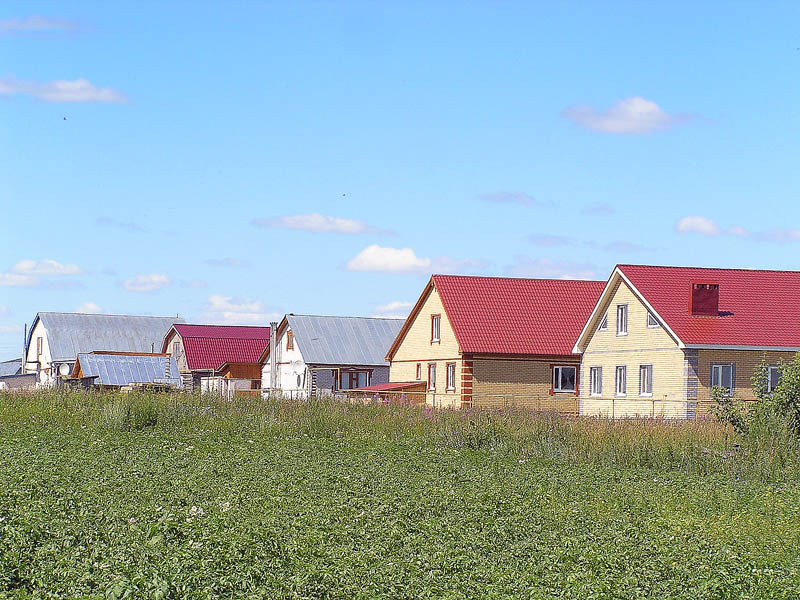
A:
[180,279,208,289]
[0,15,78,34]
[11,259,82,276]
[346,245,484,274]
[675,215,800,243]
[0,273,38,287]
[505,256,598,280]
[203,295,279,325]
[602,241,653,253]
[562,97,693,135]
[582,202,615,215]
[0,324,21,334]
[122,273,170,293]
[96,217,146,233]
[372,301,413,319]
[204,258,251,268]
[529,234,570,247]
[675,216,721,237]
[0,78,126,103]
[252,213,390,235]
[478,192,552,207]
[75,301,103,314]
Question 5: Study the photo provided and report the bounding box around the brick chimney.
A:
[690,282,719,316]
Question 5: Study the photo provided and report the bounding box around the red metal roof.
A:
[618,265,800,348]
[433,275,605,356]
[170,324,270,371]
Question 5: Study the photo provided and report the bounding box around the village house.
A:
[385,275,605,410]
[69,352,182,390]
[260,314,405,398]
[161,324,270,391]
[573,265,800,418]
[23,312,184,386]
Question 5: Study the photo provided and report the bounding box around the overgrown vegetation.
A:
[1,390,799,598]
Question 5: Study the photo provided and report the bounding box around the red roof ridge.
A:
[433,273,605,283]
[617,263,800,275]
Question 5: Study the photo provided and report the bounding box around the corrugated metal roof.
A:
[287,315,405,366]
[76,353,182,387]
[0,358,21,377]
[32,313,184,362]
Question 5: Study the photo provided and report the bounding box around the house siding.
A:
[579,279,688,418]
[389,285,462,407]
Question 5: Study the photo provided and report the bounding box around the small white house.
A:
[261,314,405,399]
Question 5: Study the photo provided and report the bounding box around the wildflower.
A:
[128,517,137,524]
[219,501,231,513]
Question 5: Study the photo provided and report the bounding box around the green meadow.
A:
[1,391,799,599]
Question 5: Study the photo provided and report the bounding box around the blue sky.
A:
[1,1,800,358]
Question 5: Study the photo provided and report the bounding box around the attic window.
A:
[286,331,294,350]
[431,315,441,343]
[597,314,608,331]
[646,313,659,328]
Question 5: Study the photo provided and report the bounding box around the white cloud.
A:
[0,273,37,287]
[505,256,597,280]
[253,213,387,235]
[11,259,83,276]
[0,15,77,34]
[203,295,279,325]
[562,97,692,135]
[0,78,126,103]
[204,257,250,268]
[373,301,413,318]
[75,302,103,314]
[346,245,484,274]
[675,216,722,237]
[123,273,170,293]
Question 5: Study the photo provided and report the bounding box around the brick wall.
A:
[696,349,797,402]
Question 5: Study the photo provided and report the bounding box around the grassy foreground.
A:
[1,391,799,599]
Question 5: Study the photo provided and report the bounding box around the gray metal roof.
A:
[76,353,183,387]
[286,314,405,366]
[31,312,184,362]
[0,359,21,377]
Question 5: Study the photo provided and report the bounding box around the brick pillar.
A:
[685,349,699,419]
[461,357,474,409]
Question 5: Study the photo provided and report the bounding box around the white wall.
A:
[24,320,58,386]
[261,325,310,398]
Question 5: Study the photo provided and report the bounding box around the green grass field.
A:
[1,391,799,599]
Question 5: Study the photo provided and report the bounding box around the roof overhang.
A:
[572,266,685,353]
[684,344,800,352]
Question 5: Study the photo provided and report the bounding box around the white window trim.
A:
[615,365,627,397]
[589,366,602,397]
[597,314,608,332]
[616,304,628,337]
[553,365,577,393]
[428,363,436,391]
[446,363,456,391]
[646,313,660,329]
[639,364,653,397]
[431,315,441,343]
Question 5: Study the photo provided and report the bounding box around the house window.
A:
[767,366,782,393]
[615,366,627,396]
[646,313,659,328]
[589,367,602,396]
[616,305,628,336]
[341,371,370,390]
[639,365,653,396]
[598,314,608,331]
[446,363,456,391]
[172,341,180,356]
[431,315,441,343]
[286,331,294,350]
[36,337,43,358]
[428,363,436,391]
[416,363,422,380]
[553,366,577,393]
[711,363,735,396]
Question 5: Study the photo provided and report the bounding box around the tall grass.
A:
[1,388,798,481]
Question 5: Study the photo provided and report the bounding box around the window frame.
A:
[767,365,782,394]
[36,337,43,358]
[589,366,602,397]
[415,363,422,380]
[552,365,577,394]
[646,313,660,328]
[431,314,441,344]
[597,314,608,332]
[615,365,627,397]
[711,363,735,397]
[286,331,294,350]
[639,364,653,397]
[446,362,456,391]
[616,304,628,337]
[427,363,436,391]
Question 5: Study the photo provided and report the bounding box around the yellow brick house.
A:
[573,265,800,418]
[385,274,605,410]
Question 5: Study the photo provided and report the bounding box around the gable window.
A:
[711,363,735,396]
[598,314,608,332]
[646,313,659,328]
[616,305,628,336]
[446,363,456,391]
[767,366,782,393]
[431,315,441,343]
[553,365,577,393]
[36,337,43,358]
[286,331,294,350]
[639,364,653,396]
[615,366,627,396]
[589,367,602,397]
[428,363,436,391]
[416,363,422,380]
[172,341,180,357]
